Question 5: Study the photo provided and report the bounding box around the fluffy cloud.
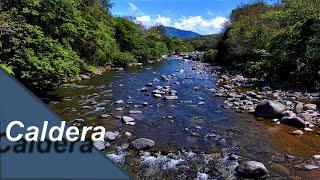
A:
[155,15,171,26]
[174,16,228,34]
[135,15,228,35]
[136,15,152,26]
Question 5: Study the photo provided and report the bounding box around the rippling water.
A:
[49,59,320,179]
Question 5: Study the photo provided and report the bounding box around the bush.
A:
[203,49,217,63]
[112,51,137,67]
[10,25,81,91]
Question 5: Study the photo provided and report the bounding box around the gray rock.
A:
[104,131,119,141]
[304,104,317,111]
[164,95,178,100]
[280,116,306,128]
[294,102,303,114]
[80,74,90,80]
[122,116,135,124]
[254,100,286,118]
[139,87,148,92]
[297,112,312,122]
[292,130,304,135]
[153,94,162,98]
[115,100,124,104]
[100,114,111,118]
[305,165,318,170]
[246,91,257,98]
[129,110,142,114]
[130,138,155,150]
[235,161,269,179]
[93,140,106,150]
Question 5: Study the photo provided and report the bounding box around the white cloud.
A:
[129,2,138,12]
[174,16,228,34]
[136,15,152,26]
[135,15,228,35]
[155,15,171,26]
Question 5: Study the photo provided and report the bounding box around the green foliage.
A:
[214,0,320,90]
[0,64,14,75]
[1,0,189,92]
[112,51,136,67]
[203,49,218,63]
[188,34,221,51]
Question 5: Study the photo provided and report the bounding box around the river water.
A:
[48,59,320,179]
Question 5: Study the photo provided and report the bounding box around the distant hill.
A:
[165,27,200,40]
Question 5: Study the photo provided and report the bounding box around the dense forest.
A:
[0,0,193,91]
[203,0,320,90]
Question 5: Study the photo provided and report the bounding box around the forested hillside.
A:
[0,0,193,91]
[203,0,320,90]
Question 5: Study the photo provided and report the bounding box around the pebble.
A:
[292,130,304,135]
[129,110,142,114]
[305,165,319,170]
[115,100,124,104]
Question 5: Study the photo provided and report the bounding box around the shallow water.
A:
[48,59,320,179]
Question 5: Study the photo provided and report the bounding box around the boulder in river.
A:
[294,102,304,113]
[130,138,155,150]
[235,161,269,179]
[304,104,317,111]
[280,116,306,128]
[254,100,286,119]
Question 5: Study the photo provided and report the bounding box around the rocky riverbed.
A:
[48,58,320,179]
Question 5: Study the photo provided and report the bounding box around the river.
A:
[48,58,320,179]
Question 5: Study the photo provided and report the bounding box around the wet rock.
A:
[304,127,313,132]
[139,87,148,92]
[235,161,269,179]
[313,155,320,160]
[196,172,209,180]
[304,104,317,111]
[106,153,125,164]
[125,132,132,137]
[246,91,257,98]
[129,110,142,114]
[80,74,90,80]
[142,102,149,106]
[164,95,178,100]
[146,82,153,87]
[130,138,155,150]
[153,94,162,98]
[223,85,232,90]
[104,131,119,141]
[254,100,286,119]
[305,165,319,170]
[297,112,312,122]
[198,102,205,105]
[100,114,111,118]
[280,116,306,128]
[292,130,304,135]
[93,140,106,150]
[116,107,123,111]
[122,116,135,125]
[115,100,124,104]
[81,106,91,109]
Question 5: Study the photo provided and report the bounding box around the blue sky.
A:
[110,0,275,35]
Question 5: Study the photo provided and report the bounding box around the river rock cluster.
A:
[210,66,319,135]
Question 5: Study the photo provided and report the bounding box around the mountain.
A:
[165,27,200,40]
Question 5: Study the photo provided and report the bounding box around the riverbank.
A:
[48,58,320,179]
